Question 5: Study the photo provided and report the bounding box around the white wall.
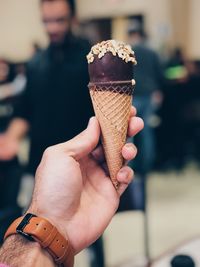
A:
[0,0,47,61]
[76,0,174,50]
[144,0,173,50]
[0,0,199,61]
[188,0,200,59]
[76,0,200,59]
[76,0,147,20]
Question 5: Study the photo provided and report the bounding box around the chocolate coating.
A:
[88,52,133,82]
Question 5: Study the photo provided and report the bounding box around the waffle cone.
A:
[89,82,133,188]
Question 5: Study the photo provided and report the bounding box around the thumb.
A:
[63,117,100,160]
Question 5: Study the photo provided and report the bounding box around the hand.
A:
[28,107,144,254]
[0,134,19,161]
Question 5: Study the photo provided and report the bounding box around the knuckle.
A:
[43,146,54,157]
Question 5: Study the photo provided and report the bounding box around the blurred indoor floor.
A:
[74,162,200,267]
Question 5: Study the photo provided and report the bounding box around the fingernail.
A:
[87,117,95,127]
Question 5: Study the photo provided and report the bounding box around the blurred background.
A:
[0,0,200,267]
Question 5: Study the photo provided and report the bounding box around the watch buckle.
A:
[16,213,36,241]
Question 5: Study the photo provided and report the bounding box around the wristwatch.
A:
[4,213,74,267]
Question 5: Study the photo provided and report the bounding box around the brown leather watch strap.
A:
[4,214,74,267]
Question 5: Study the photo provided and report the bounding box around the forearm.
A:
[0,236,55,267]
[6,118,29,140]
[0,84,13,100]
[0,75,26,100]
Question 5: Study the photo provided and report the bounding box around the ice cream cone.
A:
[89,81,133,188]
[87,40,137,189]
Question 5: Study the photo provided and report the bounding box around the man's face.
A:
[41,0,72,45]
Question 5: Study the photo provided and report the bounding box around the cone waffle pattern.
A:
[89,83,133,188]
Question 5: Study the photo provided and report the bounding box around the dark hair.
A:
[128,27,146,38]
[171,255,195,267]
[40,0,75,15]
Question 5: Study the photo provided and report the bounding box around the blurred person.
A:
[0,0,92,172]
[167,47,185,67]
[0,114,143,267]
[164,47,188,84]
[31,43,42,56]
[0,0,103,265]
[0,60,9,82]
[155,47,188,170]
[171,255,195,267]
[0,59,26,242]
[158,58,200,170]
[128,24,163,176]
[179,60,200,163]
[0,69,26,101]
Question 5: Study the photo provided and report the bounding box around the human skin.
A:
[0,110,143,266]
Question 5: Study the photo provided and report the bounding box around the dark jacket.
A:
[133,43,163,95]
[14,35,93,174]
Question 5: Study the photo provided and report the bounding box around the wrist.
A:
[0,235,56,267]
[27,208,67,241]
[3,213,74,267]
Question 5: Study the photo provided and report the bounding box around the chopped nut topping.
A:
[132,79,136,86]
[87,40,137,65]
